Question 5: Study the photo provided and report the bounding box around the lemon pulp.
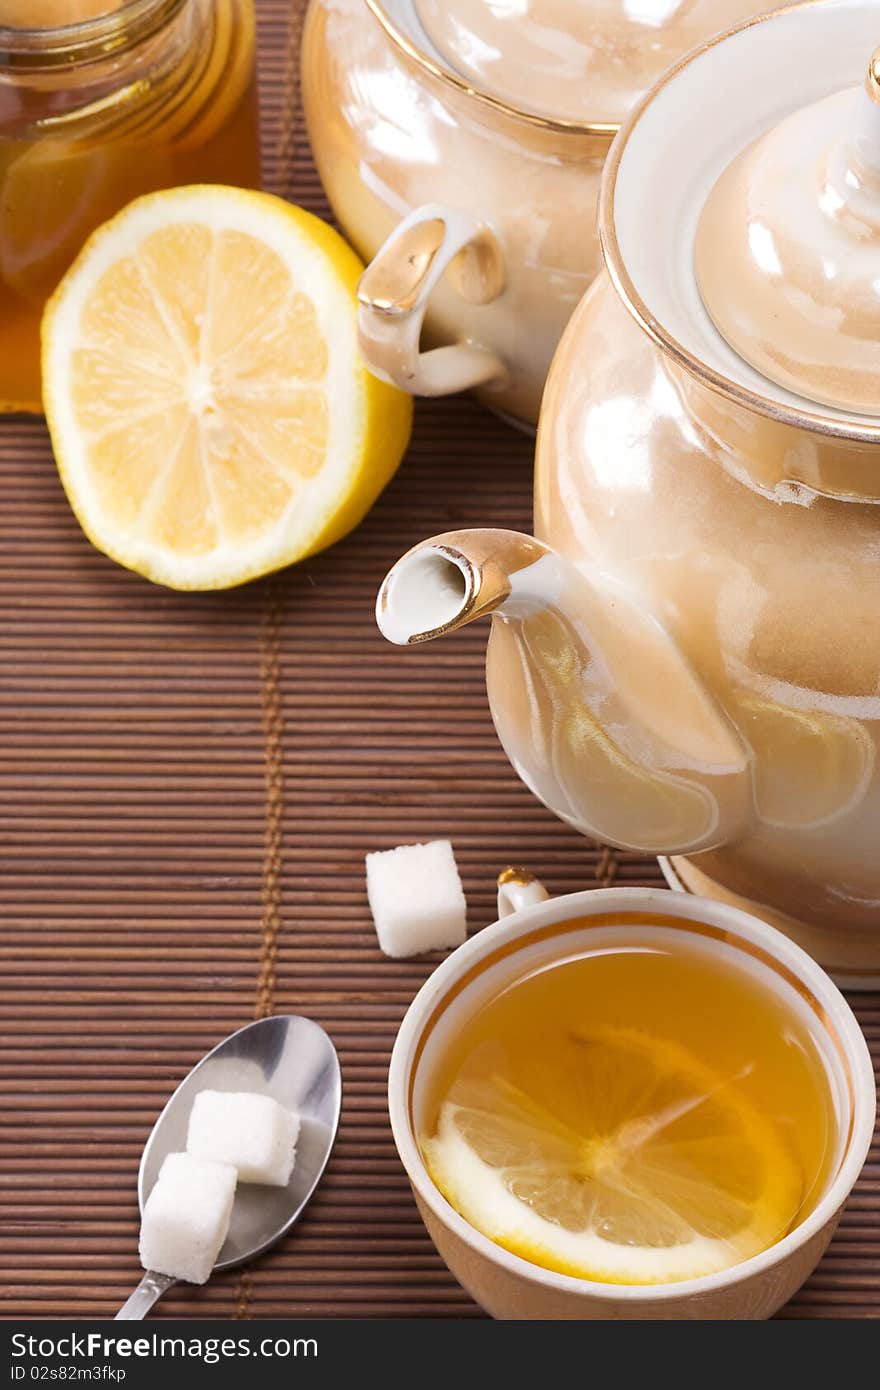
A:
[41,185,412,589]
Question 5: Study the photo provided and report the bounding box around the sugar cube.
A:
[186,1090,300,1187]
[366,839,467,958]
[139,1151,236,1285]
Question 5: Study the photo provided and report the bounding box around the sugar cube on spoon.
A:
[138,1152,236,1285]
[186,1090,300,1187]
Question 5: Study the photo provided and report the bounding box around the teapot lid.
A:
[408,0,790,125]
[600,0,880,438]
[695,50,880,415]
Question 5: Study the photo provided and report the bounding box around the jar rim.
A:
[365,0,616,142]
[0,0,185,66]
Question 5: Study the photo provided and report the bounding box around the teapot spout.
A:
[376,529,549,645]
[377,530,753,856]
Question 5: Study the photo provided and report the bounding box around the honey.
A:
[0,0,261,412]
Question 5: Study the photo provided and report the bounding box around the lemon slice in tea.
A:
[423,1026,803,1285]
[42,185,412,589]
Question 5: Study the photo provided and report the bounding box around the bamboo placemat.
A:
[0,0,877,1320]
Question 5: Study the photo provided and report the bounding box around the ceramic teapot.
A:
[301,0,792,428]
[377,0,880,985]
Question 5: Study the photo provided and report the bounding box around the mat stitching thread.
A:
[594,844,619,889]
[234,0,301,1317]
[235,577,286,1320]
[275,0,304,199]
[255,578,285,1022]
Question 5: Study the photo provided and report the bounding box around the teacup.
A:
[388,877,875,1319]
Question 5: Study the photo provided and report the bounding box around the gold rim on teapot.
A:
[364,0,618,141]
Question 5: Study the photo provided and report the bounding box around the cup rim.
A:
[598,0,880,444]
[364,0,617,141]
[388,886,876,1303]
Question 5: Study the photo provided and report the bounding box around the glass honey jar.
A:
[0,0,261,413]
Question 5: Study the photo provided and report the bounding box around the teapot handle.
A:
[357,203,507,396]
[497,868,551,919]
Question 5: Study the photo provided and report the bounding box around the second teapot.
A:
[302,0,794,428]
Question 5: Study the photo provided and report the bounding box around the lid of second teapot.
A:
[411,0,791,125]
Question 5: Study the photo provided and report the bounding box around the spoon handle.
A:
[115,1270,176,1320]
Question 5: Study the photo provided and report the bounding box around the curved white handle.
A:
[357,203,507,397]
[497,868,550,919]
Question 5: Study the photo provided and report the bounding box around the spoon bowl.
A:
[117,1015,342,1318]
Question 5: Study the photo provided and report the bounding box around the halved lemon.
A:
[423,1026,802,1285]
[41,185,412,589]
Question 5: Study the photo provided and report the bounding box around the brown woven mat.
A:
[1,0,877,1320]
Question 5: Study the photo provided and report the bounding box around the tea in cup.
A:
[389,881,875,1318]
